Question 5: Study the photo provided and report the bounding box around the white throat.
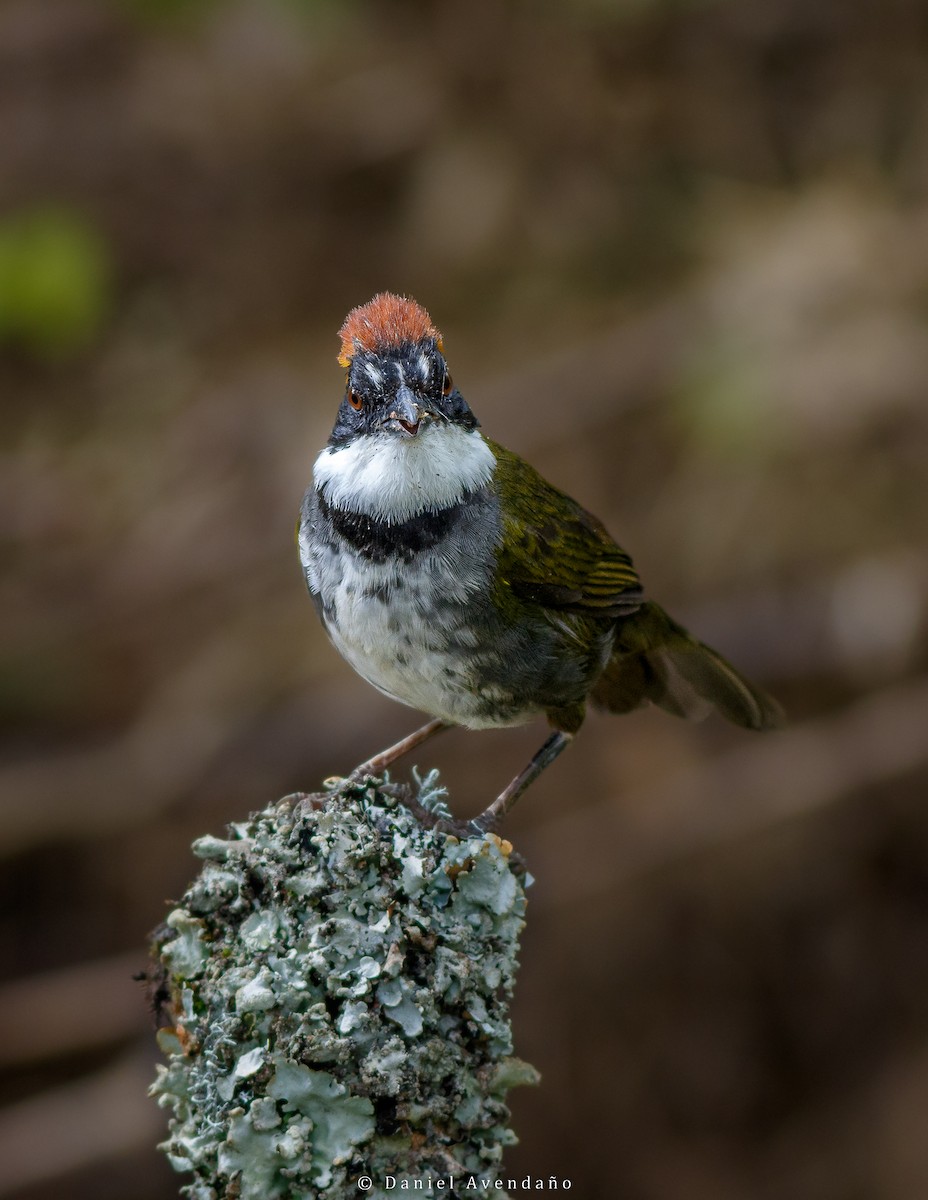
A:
[313,424,495,523]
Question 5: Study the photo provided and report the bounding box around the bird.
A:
[299,292,782,831]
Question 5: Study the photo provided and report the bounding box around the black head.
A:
[329,294,478,446]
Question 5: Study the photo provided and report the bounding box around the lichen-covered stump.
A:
[150,772,538,1199]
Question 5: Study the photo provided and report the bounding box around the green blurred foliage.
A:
[0,206,113,361]
[674,338,784,459]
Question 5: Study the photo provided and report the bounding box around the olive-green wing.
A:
[489,441,643,618]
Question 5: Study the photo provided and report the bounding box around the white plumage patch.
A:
[313,424,495,523]
[313,551,512,727]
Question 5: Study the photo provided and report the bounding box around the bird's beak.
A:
[384,385,425,437]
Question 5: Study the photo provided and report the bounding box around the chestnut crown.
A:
[329,293,478,445]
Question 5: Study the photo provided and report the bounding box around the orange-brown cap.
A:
[337,293,442,367]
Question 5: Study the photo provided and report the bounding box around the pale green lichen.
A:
[150,772,538,1199]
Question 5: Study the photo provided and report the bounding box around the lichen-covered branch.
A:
[149,772,538,1199]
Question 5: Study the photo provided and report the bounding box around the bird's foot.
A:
[345,765,380,788]
[322,768,385,795]
[431,816,527,877]
[432,814,493,840]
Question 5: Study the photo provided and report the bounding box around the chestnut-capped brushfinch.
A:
[299,294,781,830]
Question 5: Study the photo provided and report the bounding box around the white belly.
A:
[314,547,523,729]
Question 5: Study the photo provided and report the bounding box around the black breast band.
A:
[317,488,479,563]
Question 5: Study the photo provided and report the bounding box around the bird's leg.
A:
[472,730,574,832]
[348,718,449,783]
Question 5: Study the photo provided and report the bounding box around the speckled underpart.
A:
[300,430,599,728]
[303,480,516,726]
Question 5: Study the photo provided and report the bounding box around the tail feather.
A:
[591,602,783,731]
[650,640,783,730]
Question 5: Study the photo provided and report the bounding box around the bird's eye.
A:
[442,370,453,397]
[347,389,363,411]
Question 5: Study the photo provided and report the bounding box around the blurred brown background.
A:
[2,0,928,1197]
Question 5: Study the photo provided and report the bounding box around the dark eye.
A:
[442,370,453,397]
[347,389,362,411]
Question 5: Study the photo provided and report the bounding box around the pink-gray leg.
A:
[349,718,450,783]
[472,729,574,832]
